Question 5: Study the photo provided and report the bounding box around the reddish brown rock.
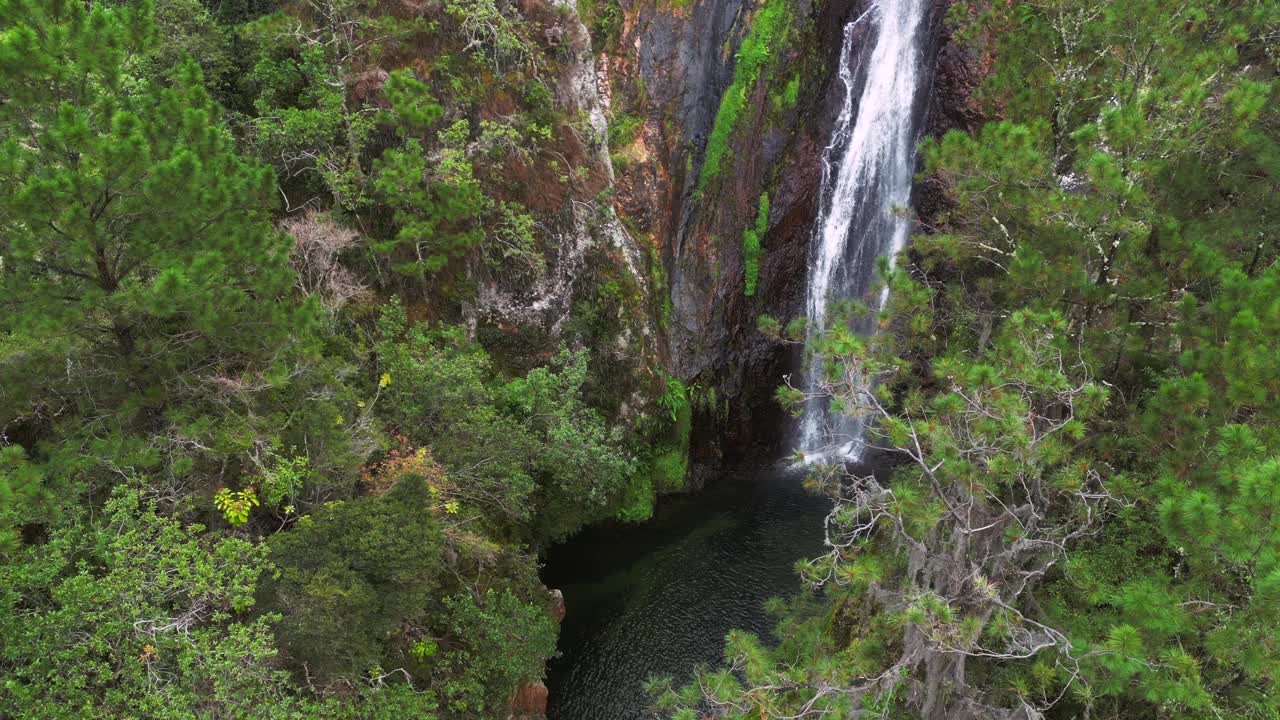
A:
[548,589,567,624]
[509,682,549,719]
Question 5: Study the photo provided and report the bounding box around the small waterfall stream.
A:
[799,0,929,461]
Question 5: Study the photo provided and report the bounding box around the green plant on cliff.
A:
[640,373,692,498]
[777,74,800,111]
[742,192,769,296]
[372,117,489,276]
[265,476,447,686]
[697,0,792,194]
[586,0,625,51]
[376,301,637,540]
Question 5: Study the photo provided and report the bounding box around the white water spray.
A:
[799,0,927,462]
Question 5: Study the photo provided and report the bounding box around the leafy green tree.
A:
[0,2,628,720]
[507,347,638,537]
[433,589,557,716]
[375,301,636,540]
[0,446,62,554]
[371,121,487,276]
[266,472,558,715]
[674,2,1280,718]
[920,0,1278,386]
[137,0,235,87]
[0,2,295,360]
[0,1,384,545]
[265,475,446,684]
[910,2,1280,716]
[0,485,292,719]
[206,0,279,24]
[237,5,409,210]
[684,307,1112,719]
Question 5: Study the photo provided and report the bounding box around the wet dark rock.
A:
[598,0,978,464]
[918,0,992,232]
[926,0,988,138]
[606,0,873,454]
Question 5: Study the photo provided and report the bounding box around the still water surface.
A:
[542,463,830,719]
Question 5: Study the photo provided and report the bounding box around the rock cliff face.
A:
[593,0,980,463]
[454,0,665,430]
[480,0,654,344]
[917,1,991,231]
[468,0,987,466]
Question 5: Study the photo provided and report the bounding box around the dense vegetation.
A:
[663,1,1280,719]
[2,0,1276,718]
[0,0,669,717]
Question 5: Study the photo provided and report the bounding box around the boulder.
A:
[509,682,549,719]
[548,588,566,623]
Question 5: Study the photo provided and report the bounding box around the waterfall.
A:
[798,0,928,462]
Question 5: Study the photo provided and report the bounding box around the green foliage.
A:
[742,192,769,296]
[0,0,343,548]
[618,472,656,521]
[579,0,624,49]
[266,475,446,684]
[370,113,546,280]
[0,446,61,555]
[657,374,690,422]
[0,486,285,718]
[914,1,1280,712]
[372,129,487,275]
[508,350,638,536]
[639,372,693,498]
[206,0,280,25]
[214,487,260,526]
[649,447,689,492]
[756,313,807,345]
[713,1,1280,718]
[145,0,236,87]
[433,589,557,715]
[609,112,646,149]
[0,0,646,717]
[440,0,533,69]
[779,74,800,111]
[246,41,377,210]
[698,0,792,194]
[381,69,444,134]
[255,453,310,507]
[0,2,298,372]
[376,301,636,540]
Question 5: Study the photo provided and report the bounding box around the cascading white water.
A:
[799,0,927,462]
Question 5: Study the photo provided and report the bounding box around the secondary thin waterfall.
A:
[799,0,927,461]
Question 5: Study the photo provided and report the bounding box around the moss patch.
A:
[742,192,769,296]
[697,0,792,195]
[617,473,655,521]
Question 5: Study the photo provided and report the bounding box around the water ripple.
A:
[542,464,830,719]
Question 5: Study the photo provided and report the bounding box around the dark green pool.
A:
[541,463,831,719]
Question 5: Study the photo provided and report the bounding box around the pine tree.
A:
[0,1,311,479]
